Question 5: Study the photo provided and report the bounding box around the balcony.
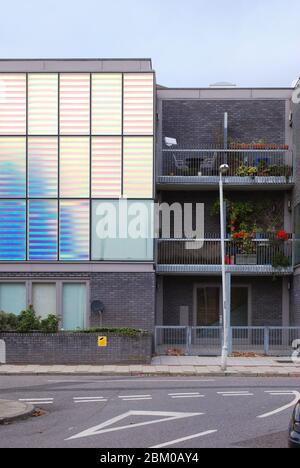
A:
[157,145,293,190]
[156,235,293,275]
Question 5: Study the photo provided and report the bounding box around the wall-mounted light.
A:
[289,112,293,128]
[288,200,292,213]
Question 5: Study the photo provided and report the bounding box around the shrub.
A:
[0,311,19,331]
[75,327,149,337]
[16,306,41,332]
[40,315,60,333]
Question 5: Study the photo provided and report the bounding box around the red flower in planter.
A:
[276,230,289,242]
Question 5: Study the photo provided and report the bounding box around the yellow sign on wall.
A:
[98,336,107,348]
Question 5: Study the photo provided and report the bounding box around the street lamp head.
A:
[219,164,229,175]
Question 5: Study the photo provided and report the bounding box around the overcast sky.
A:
[0,0,299,87]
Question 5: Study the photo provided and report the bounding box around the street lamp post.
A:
[219,164,229,372]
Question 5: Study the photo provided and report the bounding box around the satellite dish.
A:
[91,300,105,316]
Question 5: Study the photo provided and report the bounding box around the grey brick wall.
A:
[0,271,156,332]
[0,332,152,365]
[291,271,300,326]
[162,100,286,147]
[160,191,285,236]
[162,276,282,326]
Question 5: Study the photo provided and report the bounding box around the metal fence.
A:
[161,148,293,180]
[154,326,300,357]
[157,237,293,267]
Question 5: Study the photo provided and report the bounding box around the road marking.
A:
[73,396,105,400]
[171,395,205,399]
[258,391,300,419]
[168,392,202,396]
[118,395,151,398]
[121,398,153,401]
[19,398,54,401]
[150,430,218,448]
[66,410,204,441]
[74,399,108,403]
[217,392,253,397]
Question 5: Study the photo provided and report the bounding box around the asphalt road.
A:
[0,376,299,448]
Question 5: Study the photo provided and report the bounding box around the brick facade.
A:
[162,100,286,147]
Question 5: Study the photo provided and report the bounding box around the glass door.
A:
[231,287,249,326]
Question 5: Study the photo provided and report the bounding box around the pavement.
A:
[0,375,298,448]
[0,399,34,424]
[0,356,300,377]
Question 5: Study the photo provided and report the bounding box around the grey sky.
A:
[0,0,299,87]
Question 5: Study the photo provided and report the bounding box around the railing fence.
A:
[154,326,300,357]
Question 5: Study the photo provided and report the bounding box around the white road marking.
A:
[258,391,300,419]
[150,430,218,448]
[73,396,105,400]
[168,392,202,396]
[217,392,253,397]
[122,398,153,401]
[118,395,151,398]
[19,398,53,401]
[171,395,205,399]
[66,410,204,441]
[74,400,108,403]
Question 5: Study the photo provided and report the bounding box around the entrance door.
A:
[196,286,220,326]
[231,287,249,326]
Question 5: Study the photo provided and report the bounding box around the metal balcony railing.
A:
[160,147,293,182]
[157,235,293,268]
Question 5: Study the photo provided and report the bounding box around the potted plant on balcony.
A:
[235,165,258,179]
[271,230,291,269]
[232,230,257,265]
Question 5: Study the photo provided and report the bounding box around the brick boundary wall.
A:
[0,332,152,365]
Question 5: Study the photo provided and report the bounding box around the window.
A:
[0,283,26,315]
[92,199,153,261]
[62,283,86,330]
[28,74,58,135]
[28,200,58,261]
[196,287,220,326]
[92,137,122,198]
[60,200,90,260]
[123,137,153,198]
[92,74,122,135]
[28,137,58,198]
[60,74,90,135]
[0,200,26,260]
[231,287,249,326]
[0,137,26,198]
[32,283,56,319]
[60,137,90,198]
[0,74,26,135]
[123,73,154,135]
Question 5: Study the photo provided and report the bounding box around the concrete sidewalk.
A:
[0,399,34,424]
[0,357,300,377]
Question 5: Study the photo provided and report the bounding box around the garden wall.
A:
[0,332,152,365]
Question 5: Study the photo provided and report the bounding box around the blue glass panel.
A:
[28,200,58,261]
[60,200,89,261]
[0,200,26,260]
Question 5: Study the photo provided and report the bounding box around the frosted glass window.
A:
[92,137,122,198]
[0,200,26,260]
[0,137,26,198]
[62,283,86,330]
[60,137,90,198]
[60,200,89,261]
[92,199,154,261]
[92,74,122,135]
[60,74,90,135]
[28,200,58,261]
[28,137,58,198]
[0,74,26,135]
[32,283,56,319]
[28,74,58,135]
[0,283,26,315]
[123,137,153,198]
[123,74,154,135]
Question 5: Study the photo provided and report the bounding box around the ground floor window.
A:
[62,283,86,330]
[32,283,56,319]
[0,281,88,330]
[0,283,26,315]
